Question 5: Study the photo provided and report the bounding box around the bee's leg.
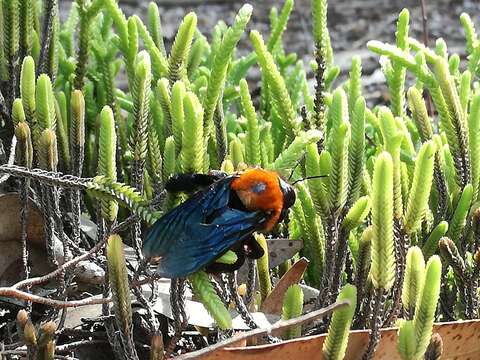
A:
[244,235,265,259]
[204,234,264,274]
[165,171,228,193]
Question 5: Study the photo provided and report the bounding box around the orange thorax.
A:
[231,168,284,231]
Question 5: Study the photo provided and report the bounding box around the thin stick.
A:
[13,239,106,290]
[130,273,161,287]
[0,288,110,308]
[0,351,76,360]
[176,300,350,360]
[420,0,429,47]
[55,340,109,353]
[0,136,16,184]
[420,0,434,116]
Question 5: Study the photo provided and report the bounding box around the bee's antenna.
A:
[287,155,305,182]
[291,175,328,186]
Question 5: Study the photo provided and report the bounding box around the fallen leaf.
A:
[0,241,56,286]
[198,320,480,360]
[0,193,44,245]
[260,258,309,315]
[0,189,65,281]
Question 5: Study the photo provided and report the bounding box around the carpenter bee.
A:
[142,168,296,278]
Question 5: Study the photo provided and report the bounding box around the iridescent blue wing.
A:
[142,177,266,278]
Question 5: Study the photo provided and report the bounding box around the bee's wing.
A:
[157,209,264,278]
[142,177,265,278]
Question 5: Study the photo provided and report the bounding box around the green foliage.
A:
[422,221,448,259]
[460,13,480,75]
[412,256,442,359]
[268,0,293,52]
[270,130,321,176]
[180,92,204,173]
[327,89,349,213]
[407,87,432,141]
[106,234,137,359]
[87,176,160,226]
[55,95,70,168]
[370,152,395,290]
[188,271,232,330]
[255,233,272,302]
[35,74,56,132]
[311,0,332,65]
[3,0,19,81]
[215,250,238,265]
[281,284,304,339]
[378,107,403,219]
[134,14,168,80]
[203,4,251,136]
[97,106,118,223]
[355,227,372,296]
[346,96,365,207]
[447,183,473,244]
[397,320,416,360]
[342,196,370,231]
[147,2,165,56]
[171,80,186,154]
[240,79,260,166]
[305,143,329,218]
[296,182,325,287]
[469,90,480,200]
[404,141,435,234]
[322,284,357,360]
[70,90,85,177]
[402,246,425,317]
[130,51,152,187]
[168,12,197,83]
[384,9,409,117]
[250,30,300,141]
[38,129,58,171]
[433,56,470,188]
[14,121,33,168]
[20,56,35,124]
[12,98,25,126]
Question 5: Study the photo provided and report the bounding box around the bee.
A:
[142,168,296,278]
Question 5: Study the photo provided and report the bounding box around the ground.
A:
[61,0,479,105]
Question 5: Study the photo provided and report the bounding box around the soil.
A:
[63,0,479,68]
[61,0,480,105]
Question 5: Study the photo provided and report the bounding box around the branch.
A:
[55,340,109,353]
[0,164,92,189]
[176,300,350,360]
[0,288,110,308]
[0,351,75,360]
[130,273,161,287]
[0,239,110,308]
[14,239,106,289]
[0,136,17,184]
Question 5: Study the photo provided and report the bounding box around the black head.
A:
[278,177,296,222]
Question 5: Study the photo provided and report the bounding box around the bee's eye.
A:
[283,187,296,209]
[279,178,296,209]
